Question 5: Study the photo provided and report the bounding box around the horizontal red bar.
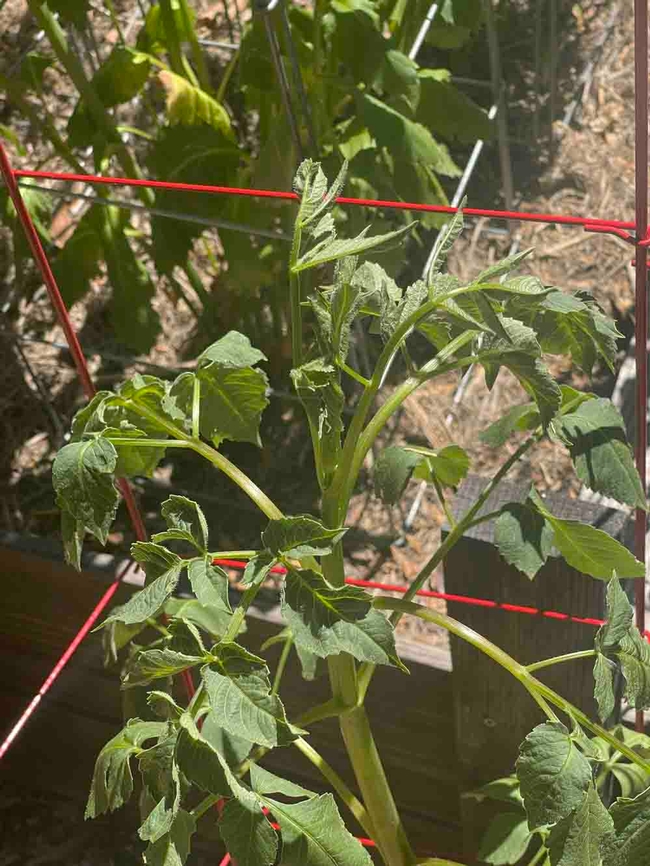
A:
[11,168,637,232]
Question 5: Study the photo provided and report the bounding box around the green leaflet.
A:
[408,444,470,488]
[169,333,269,448]
[357,92,460,178]
[593,654,617,723]
[250,764,317,799]
[282,568,406,669]
[153,495,210,552]
[416,72,493,143]
[262,793,373,866]
[164,598,236,640]
[373,445,422,505]
[175,714,239,796]
[139,758,181,844]
[494,501,554,580]
[159,69,232,137]
[122,648,205,688]
[516,721,593,830]
[293,160,330,226]
[294,221,416,273]
[201,711,253,769]
[477,813,533,865]
[186,558,232,613]
[554,398,647,510]
[608,786,650,866]
[102,544,184,627]
[201,643,296,748]
[479,402,539,448]
[147,692,184,721]
[611,763,650,800]
[242,552,277,588]
[547,784,614,866]
[219,796,278,866]
[291,360,345,490]
[527,290,622,374]
[330,257,368,363]
[86,719,167,818]
[142,809,196,866]
[472,250,533,285]
[139,732,178,801]
[262,515,348,559]
[52,437,119,559]
[380,279,428,343]
[530,492,645,580]
[374,444,470,506]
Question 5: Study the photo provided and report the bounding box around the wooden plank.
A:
[444,476,631,857]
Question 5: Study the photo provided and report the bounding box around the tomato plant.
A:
[53,162,650,866]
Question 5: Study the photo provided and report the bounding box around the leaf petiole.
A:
[526,650,598,673]
[105,437,188,448]
[339,361,371,388]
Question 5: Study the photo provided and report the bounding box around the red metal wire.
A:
[11,167,638,232]
[633,0,649,734]
[213,559,650,640]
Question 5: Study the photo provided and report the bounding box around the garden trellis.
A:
[1,0,650,834]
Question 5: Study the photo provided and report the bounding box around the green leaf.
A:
[242,552,277,588]
[147,692,184,721]
[283,568,405,669]
[593,654,617,723]
[611,763,650,800]
[373,445,422,505]
[516,721,593,830]
[531,492,645,580]
[554,398,647,510]
[416,71,494,144]
[164,598,235,640]
[358,92,461,178]
[159,70,232,137]
[186,558,232,613]
[169,333,269,447]
[617,630,650,712]
[102,545,184,626]
[469,776,523,805]
[293,160,329,226]
[291,360,344,489]
[494,502,554,580]
[139,757,181,844]
[201,712,253,768]
[53,438,119,562]
[219,796,278,866]
[294,222,415,273]
[477,813,532,865]
[425,206,465,279]
[607,787,650,866]
[597,577,635,652]
[547,784,614,866]
[86,719,167,818]
[380,279,428,343]
[139,732,178,800]
[261,516,348,559]
[61,510,85,571]
[527,290,622,374]
[175,713,238,796]
[479,403,539,448]
[202,643,297,748]
[142,809,195,866]
[407,444,470,488]
[250,764,316,799]
[473,250,533,285]
[122,648,204,688]
[330,257,368,363]
[153,495,209,552]
[263,793,373,866]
